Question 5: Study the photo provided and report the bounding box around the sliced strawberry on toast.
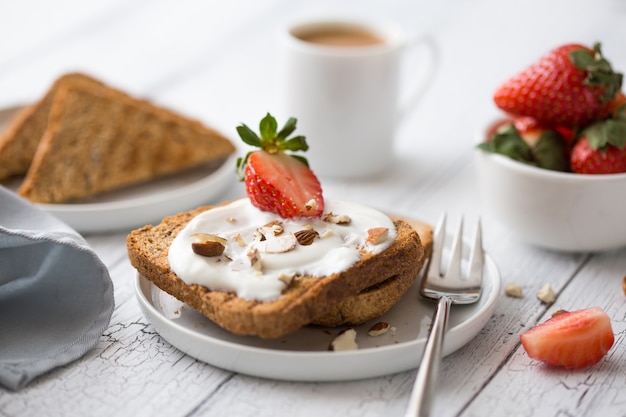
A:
[236,113,324,218]
[520,307,614,369]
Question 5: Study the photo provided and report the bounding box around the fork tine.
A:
[467,218,484,285]
[445,217,463,280]
[429,213,447,278]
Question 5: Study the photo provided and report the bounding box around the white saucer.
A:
[134,243,501,381]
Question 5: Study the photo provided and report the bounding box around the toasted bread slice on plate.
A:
[0,74,104,180]
[127,201,431,339]
[0,72,235,203]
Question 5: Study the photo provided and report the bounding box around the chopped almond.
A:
[367,227,389,245]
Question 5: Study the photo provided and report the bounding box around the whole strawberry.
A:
[236,113,324,218]
[570,127,626,175]
[570,103,626,174]
[494,43,623,128]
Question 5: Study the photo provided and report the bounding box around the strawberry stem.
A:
[235,113,310,180]
[583,118,626,150]
[569,43,623,104]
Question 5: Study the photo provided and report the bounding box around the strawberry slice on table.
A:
[520,307,614,369]
[494,43,623,128]
[236,113,324,218]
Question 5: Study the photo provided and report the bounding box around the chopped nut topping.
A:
[323,212,351,225]
[234,233,246,247]
[294,229,319,246]
[504,282,523,298]
[536,283,555,304]
[226,217,237,223]
[192,241,225,257]
[254,229,265,241]
[367,322,390,336]
[255,221,284,241]
[191,233,228,245]
[367,227,389,245]
[305,199,318,211]
[247,248,263,272]
[263,220,284,235]
[191,233,227,257]
[551,309,568,318]
[278,272,296,285]
[329,328,358,351]
[254,233,297,254]
[320,230,334,239]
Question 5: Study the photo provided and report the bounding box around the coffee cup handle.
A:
[397,34,439,122]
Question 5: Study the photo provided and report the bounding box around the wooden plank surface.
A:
[1,0,626,416]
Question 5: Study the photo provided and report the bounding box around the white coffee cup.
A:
[280,19,437,179]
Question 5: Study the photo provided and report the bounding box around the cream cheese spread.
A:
[168,199,396,301]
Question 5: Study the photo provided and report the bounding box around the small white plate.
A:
[0,106,237,233]
[134,242,501,381]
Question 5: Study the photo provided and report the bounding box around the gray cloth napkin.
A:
[0,186,114,391]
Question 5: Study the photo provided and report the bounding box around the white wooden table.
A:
[1,0,626,416]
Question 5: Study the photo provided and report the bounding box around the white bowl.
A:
[475,126,626,253]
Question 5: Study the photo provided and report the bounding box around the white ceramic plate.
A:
[0,106,237,233]
[135,238,502,382]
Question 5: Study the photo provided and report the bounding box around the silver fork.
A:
[404,214,484,417]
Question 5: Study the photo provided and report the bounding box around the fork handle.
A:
[404,295,452,417]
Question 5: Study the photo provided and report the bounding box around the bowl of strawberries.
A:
[476,42,626,252]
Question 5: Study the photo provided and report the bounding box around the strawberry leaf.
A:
[478,123,534,163]
[570,43,623,103]
[236,124,261,147]
[276,117,297,140]
[235,113,313,179]
[259,113,278,142]
[584,119,626,150]
[533,132,570,171]
[236,151,254,180]
[478,123,569,171]
[282,136,309,152]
